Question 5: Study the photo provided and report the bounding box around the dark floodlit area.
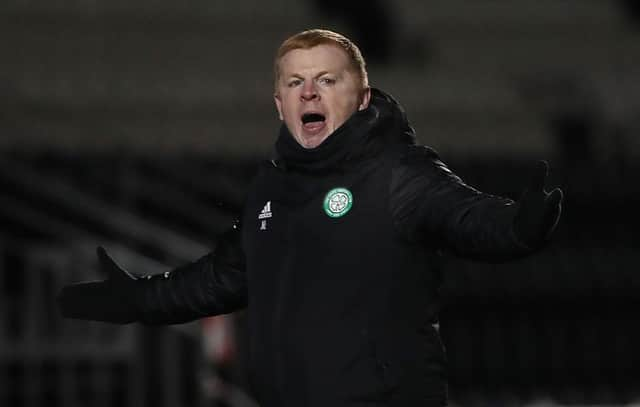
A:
[1,1,639,406]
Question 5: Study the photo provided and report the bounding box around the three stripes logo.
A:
[258,201,272,230]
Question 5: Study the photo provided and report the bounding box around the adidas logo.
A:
[258,201,272,220]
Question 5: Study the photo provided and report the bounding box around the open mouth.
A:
[301,112,326,125]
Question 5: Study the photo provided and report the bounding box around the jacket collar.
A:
[273,88,416,173]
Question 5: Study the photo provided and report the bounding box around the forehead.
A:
[278,44,351,76]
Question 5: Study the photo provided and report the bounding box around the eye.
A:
[288,79,302,88]
[318,77,336,86]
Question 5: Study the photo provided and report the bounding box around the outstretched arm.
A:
[391,146,562,261]
[57,223,248,324]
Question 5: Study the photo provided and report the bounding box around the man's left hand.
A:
[513,161,563,248]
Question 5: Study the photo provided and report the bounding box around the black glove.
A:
[513,161,563,248]
[57,247,141,323]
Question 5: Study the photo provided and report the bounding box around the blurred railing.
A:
[0,242,141,406]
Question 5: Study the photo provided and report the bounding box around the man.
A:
[58,29,562,407]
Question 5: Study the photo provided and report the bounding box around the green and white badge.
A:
[323,187,353,218]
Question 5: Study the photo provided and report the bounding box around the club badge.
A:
[323,188,353,218]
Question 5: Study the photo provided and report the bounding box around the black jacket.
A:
[59,89,538,407]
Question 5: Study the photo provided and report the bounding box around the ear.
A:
[358,87,371,111]
[274,93,284,121]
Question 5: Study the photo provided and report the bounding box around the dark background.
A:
[1,1,638,406]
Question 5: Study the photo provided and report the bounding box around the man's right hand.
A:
[59,223,248,325]
[57,246,141,324]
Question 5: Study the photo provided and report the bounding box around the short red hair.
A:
[274,29,369,92]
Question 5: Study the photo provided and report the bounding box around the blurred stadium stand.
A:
[0,0,639,406]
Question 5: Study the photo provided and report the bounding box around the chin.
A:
[296,132,330,149]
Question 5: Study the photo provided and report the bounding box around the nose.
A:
[301,81,319,101]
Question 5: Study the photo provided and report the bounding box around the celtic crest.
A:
[323,188,353,218]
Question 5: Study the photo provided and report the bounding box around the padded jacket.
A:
[59,89,536,407]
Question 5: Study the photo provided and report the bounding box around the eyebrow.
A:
[286,70,336,80]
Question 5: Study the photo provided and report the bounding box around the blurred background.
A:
[0,0,638,406]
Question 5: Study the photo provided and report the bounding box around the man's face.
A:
[274,44,371,149]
